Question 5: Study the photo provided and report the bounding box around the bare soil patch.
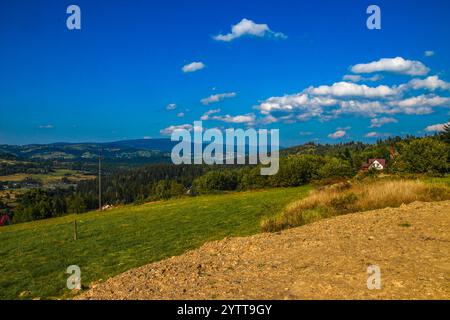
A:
[78,201,450,300]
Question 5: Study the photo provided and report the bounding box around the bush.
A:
[393,138,449,175]
[238,167,269,190]
[270,155,323,187]
[153,180,185,200]
[193,170,238,194]
[317,157,353,180]
[330,192,358,212]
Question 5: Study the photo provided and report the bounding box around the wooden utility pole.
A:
[73,220,78,241]
[98,153,102,211]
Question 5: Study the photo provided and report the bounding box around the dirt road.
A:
[78,201,450,300]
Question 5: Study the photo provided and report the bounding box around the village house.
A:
[360,158,386,171]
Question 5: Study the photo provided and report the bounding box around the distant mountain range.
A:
[0,139,177,164]
[0,138,284,165]
[100,139,178,152]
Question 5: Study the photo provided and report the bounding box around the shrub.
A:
[153,180,185,200]
[270,155,323,187]
[193,170,238,194]
[330,192,358,212]
[317,157,353,180]
[393,138,449,175]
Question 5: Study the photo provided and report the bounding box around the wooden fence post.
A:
[73,220,78,241]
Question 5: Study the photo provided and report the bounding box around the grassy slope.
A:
[0,186,310,299]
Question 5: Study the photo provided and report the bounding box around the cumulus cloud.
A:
[424,122,449,132]
[424,50,434,57]
[160,124,193,135]
[351,57,429,76]
[212,113,256,124]
[408,76,450,91]
[176,112,185,118]
[182,61,205,73]
[256,95,333,122]
[307,82,399,99]
[256,79,450,120]
[166,103,177,110]
[370,117,398,128]
[200,108,221,120]
[328,130,346,139]
[201,92,236,105]
[395,94,450,108]
[213,18,286,42]
[255,82,402,120]
[383,95,450,115]
[333,101,390,117]
[249,57,449,130]
[343,74,382,83]
[365,131,391,138]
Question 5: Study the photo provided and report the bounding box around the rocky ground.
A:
[77,201,450,300]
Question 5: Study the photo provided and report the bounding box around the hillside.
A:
[0,139,175,165]
[78,201,450,300]
[0,186,309,299]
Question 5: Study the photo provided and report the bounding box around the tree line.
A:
[7,130,450,224]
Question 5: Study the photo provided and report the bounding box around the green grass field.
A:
[0,169,94,184]
[0,186,310,300]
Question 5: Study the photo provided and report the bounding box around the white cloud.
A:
[343,74,382,82]
[424,122,449,132]
[307,82,399,99]
[299,131,313,136]
[365,132,379,138]
[408,76,450,91]
[395,94,450,108]
[201,92,236,105]
[351,57,429,76]
[182,61,205,73]
[212,113,256,124]
[176,112,185,118]
[160,124,193,135]
[259,114,279,124]
[424,50,434,57]
[166,103,177,110]
[386,95,450,115]
[328,130,346,139]
[200,108,221,120]
[213,18,286,42]
[256,93,336,118]
[370,117,398,128]
[251,57,449,128]
[334,101,390,117]
[38,124,54,129]
[365,131,391,138]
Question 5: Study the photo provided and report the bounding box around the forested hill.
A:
[0,139,176,164]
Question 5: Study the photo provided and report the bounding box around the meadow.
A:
[0,186,309,299]
[261,178,450,232]
[0,169,94,184]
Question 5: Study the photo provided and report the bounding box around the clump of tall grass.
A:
[261,179,450,232]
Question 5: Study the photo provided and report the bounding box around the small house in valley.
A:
[360,158,386,171]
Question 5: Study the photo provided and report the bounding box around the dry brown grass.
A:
[261,179,450,232]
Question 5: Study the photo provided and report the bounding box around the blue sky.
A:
[1,0,450,146]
